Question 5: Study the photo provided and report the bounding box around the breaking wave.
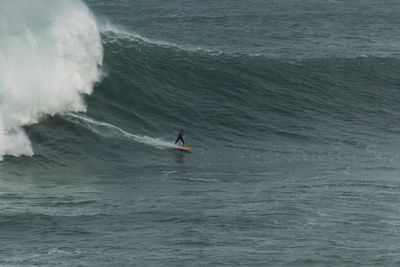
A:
[0,0,103,159]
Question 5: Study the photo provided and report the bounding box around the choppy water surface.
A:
[1,0,400,265]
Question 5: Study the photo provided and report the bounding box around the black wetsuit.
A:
[175,130,184,146]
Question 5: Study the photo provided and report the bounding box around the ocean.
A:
[1,0,400,265]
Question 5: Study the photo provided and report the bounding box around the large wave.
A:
[0,0,103,160]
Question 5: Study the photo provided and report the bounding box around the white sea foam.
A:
[67,113,180,150]
[99,21,224,55]
[100,22,182,48]
[0,0,103,160]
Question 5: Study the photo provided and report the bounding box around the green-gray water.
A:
[1,0,400,265]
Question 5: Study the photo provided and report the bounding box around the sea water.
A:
[1,0,400,265]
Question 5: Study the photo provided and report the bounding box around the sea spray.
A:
[66,113,180,149]
[0,0,103,160]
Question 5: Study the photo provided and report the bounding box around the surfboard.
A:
[176,146,193,151]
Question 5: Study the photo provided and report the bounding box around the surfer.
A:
[175,129,185,146]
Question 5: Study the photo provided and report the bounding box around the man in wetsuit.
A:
[175,129,184,146]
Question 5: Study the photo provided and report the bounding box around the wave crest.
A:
[0,0,103,160]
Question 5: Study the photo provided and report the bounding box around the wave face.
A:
[0,0,103,159]
[18,27,394,174]
[2,22,400,168]
[90,31,400,150]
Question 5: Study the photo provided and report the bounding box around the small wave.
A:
[48,247,82,256]
[175,177,219,183]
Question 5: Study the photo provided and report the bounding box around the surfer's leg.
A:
[176,137,184,146]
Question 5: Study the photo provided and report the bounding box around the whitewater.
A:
[0,0,103,160]
[67,113,185,150]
